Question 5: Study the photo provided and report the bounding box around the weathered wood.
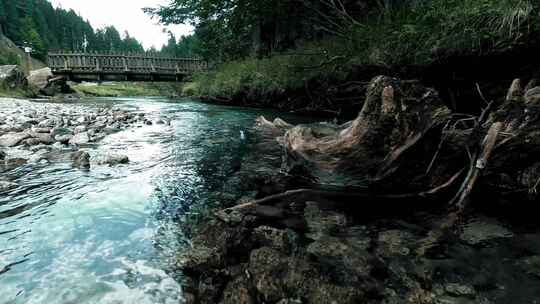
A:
[47,51,207,82]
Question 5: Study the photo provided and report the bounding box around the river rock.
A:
[71,151,90,168]
[517,255,540,278]
[27,67,53,90]
[32,127,51,133]
[55,134,73,144]
[29,144,52,152]
[27,132,54,145]
[69,132,90,145]
[459,218,514,245]
[0,65,26,89]
[377,229,416,257]
[4,157,27,168]
[307,235,373,281]
[0,180,17,191]
[222,276,255,304]
[444,283,476,298]
[253,226,296,251]
[97,153,129,166]
[249,247,289,302]
[38,118,56,128]
[74,125,87,134]
[76,116,86,124]
[0,132,30,147]
[51,127,72,137]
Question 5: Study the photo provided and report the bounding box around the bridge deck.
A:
[47,52,208,82]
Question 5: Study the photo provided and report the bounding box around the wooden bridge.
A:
[47,51,208,82]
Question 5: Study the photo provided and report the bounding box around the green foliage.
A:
[194,40,347,97]
[146,0,321,60]
[348,0,536,67]
[181,82,200,96]
[191,0,539,99]
[0,49,21,65]
[0,0,146,57]
[161,32,200,58]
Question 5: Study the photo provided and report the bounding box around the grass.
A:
[0,83,37,98]
[72,82,184,97]
[193,0,537,99]
[0,46,22,66]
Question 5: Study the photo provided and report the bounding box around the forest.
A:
[148,0,540,113]
[0,0,195,62]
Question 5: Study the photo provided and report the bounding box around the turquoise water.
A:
[0,98,295,304]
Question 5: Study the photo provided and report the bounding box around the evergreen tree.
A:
[0,0,148,57]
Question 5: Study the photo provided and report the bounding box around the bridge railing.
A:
[47,51,208,75]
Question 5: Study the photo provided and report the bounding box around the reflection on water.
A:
[0,97,296,304]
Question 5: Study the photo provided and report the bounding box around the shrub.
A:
[195,0,538,98]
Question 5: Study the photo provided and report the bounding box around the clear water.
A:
[0,97,299,304]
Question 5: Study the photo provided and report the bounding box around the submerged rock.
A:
[27,67,53,90]
[55,134,73,144]
[97,153,129,166]
[69,132,90,145]
[517,255,540,279]
[0,132,30,147]
[71,151,90,169]
[0,180,17,191]
[444,283,476,298]
[459,218,514,245]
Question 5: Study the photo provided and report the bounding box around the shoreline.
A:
[177,76,540,304]
[0,97,157,183]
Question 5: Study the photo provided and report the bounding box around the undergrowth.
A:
[193,0,538,99]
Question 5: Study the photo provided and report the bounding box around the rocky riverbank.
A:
[177,77,540,303]
[0,97,165,189]
[178,119,540,304]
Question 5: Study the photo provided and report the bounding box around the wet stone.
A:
[304,201,349,240]
[71,151,90,169]
[69,132,90,145]
[0,132,30,147]
[222,276,255,304]
[377,229,416,258]
[459,218,513,246]
[249,247,288,302]
[444,283,476,298]
[253,226,296,251]
[55,134,73,144]
[97,153,129,166]
[517,255,540,279]
[0,180,17,191]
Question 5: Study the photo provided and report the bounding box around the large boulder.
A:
[71,151,90,169]
[27,68,72,96]
[69,132,90,145]
[0,132,30,147]
[0,65,26,89]
[97,153,129,166]
[27,67,53,90]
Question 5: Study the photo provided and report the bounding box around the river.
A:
[0,97,301,304]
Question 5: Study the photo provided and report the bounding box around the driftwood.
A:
[219,75,540,254]
[281,76,452,187]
